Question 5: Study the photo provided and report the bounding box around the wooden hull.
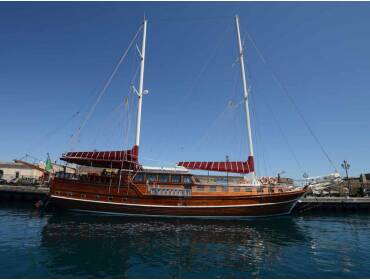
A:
[50,194,302,219]
[50,177,306,218]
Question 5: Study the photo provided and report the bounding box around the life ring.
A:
[259,177,269,185]
[269,176,278,185]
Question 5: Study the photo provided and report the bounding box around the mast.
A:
[235,15,256,181]
[135,18,147,148]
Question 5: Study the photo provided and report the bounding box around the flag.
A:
[45,153,53,172]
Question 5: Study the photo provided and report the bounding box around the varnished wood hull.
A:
[50,177,306,218]
[50,194,302,218]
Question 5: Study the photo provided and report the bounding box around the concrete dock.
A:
[295,196,370,213]
[0,185,49,202]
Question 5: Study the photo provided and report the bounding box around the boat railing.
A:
[55,172,78,180]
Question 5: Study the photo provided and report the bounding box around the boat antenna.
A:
[133,17,148,155]
[235,15,257,183]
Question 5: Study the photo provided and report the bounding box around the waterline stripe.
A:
[51,195,299,208]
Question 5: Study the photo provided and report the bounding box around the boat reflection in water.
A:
[40,212,309,278]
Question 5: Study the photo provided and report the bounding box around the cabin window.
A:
[81,194,86,198]
[134,173,145,182]
[184,176,192,184]
[159,174,169,183]
[55,191,60,195]
[210,186,216,192]
[171,175,181,183]
[96,195,100,199]
[257,187,263,193]
[222,186,228,192]
[197,186,204,191]
[245,187,253,192]
[67,192,73,196]
[108,196,113,201]
[147,174,157,183]
[233,187,240,192]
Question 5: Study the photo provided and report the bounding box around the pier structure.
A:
[0,185,48,202]
[295,196,370,213]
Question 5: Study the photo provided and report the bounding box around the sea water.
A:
[0,203,369,278]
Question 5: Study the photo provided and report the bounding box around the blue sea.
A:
[0,203,369,278]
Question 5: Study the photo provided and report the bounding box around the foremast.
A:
[235,15,257,184]
[134,18,148,152]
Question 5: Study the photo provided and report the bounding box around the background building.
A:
[0,162,42,182]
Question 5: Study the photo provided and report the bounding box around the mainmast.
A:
[134,18,148,149]
[235,15,257,181]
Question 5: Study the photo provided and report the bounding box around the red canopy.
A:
[61,145,139,169]
[178,156,254,174]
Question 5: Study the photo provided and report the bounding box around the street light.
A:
[341,160,351,196]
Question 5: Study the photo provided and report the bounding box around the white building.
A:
[0,161,76,183]
[0,162,43,182]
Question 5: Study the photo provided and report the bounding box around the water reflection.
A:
[40,212,309,278]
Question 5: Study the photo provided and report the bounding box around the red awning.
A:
[178,156,254,174]
[61,145,139,169]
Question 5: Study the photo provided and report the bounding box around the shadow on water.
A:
[39,210,309,278]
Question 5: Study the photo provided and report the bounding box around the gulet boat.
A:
[50,16,306,218]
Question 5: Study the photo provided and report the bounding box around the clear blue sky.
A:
[0,2,369,179]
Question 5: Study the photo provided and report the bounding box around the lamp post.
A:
[341,160,351,197]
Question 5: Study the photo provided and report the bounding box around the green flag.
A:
[45,153,53,172]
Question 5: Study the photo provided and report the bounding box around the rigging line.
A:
[153,16,231,23]
[179,21,233,104]
[253,99,269,176]
[192,55,240,153]
[24,111,80,154]
[68,24,144,151]
[243,30,338,172]
[90,101,126,148]
[249,85,265,175]
[259,87,305,175]
[192,103,231,152]
[118,93,132,191]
